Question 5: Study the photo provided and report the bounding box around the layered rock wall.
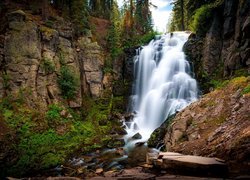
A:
[0,10,105,109]
[184,0,250,92]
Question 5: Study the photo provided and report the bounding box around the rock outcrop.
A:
[0,9,105,109]
[163,77,250,175]
[184,0,250,93]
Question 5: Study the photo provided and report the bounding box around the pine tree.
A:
[71,0,89,36]
[108,0,122,61]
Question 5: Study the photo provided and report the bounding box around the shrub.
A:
[57,66,79,100]
[41,58,55,74]
[242,84,250,95]
[190,5,213,36]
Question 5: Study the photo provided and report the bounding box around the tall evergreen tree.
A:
[108,0,122,61]
[71,0,89,36]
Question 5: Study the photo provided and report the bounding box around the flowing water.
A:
[124,32,198,148]
[53,32,198,175]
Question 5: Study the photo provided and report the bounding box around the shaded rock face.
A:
[112,47,136,97]
[0,10,105,109]
[77,37,104,97]
[164,77,250,175]
[184,0,250,92]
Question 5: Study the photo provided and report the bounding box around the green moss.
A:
[209,79,230,89]
[0,89,125,177]
[39,26,57,39]
[190,5,213,36]
[234,69,249,77]
[242,84,250,95]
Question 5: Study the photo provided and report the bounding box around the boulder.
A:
[132,132,142,140]
[150,152,228,177]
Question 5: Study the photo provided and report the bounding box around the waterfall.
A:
[124,32,198,146]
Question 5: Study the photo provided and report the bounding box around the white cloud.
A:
[117,0,173,33]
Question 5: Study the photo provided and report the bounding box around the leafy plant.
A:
[45,104,63,121]
[242,84,250,95]
[41,58,55,74]
[57,66,79,100]
[190,5,213,36]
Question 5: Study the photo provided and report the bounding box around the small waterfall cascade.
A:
[124,32,198,147]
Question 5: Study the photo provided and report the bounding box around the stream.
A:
[50,32,198,177]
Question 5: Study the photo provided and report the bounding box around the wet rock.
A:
[148,114,175,148]
[132,132,142,140]
[124,113,134,121]
[135,142,146,147]
[115,147,125,156]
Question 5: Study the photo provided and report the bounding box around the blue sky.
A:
[117,0,173,32]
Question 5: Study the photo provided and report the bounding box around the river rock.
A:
[124,113,134,121]
[135,141,146,147]
[132,132,142,139]
[150,152,228,177]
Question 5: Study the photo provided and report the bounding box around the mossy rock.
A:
[148,114,176,148]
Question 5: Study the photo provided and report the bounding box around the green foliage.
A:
[57,66,79,100]
[242,84,250,95]
[41,58,55,74]
[209,79,230,89]
[2,73,10,90]
[169,0,224,33]
[44,20,54,28]
[234,69,249,77]
[190,5,213,36]
[71,0,90,36]
[0,96,117,176]
[45,104,63,121]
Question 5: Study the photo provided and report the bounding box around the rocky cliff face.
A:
[184,0,250,92]
[163,77,250,175]
[0,10,105,110]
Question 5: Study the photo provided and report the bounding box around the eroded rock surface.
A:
[0,10,105,109]
[164,77,250,175]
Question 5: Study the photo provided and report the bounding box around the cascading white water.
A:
[124,32,198,146]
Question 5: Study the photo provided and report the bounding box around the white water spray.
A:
[124,32,198,147]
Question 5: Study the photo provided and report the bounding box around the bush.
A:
[41,58,55,74]
[242,84,250,95]
[57,66,79,100]
[190,5,213,36]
